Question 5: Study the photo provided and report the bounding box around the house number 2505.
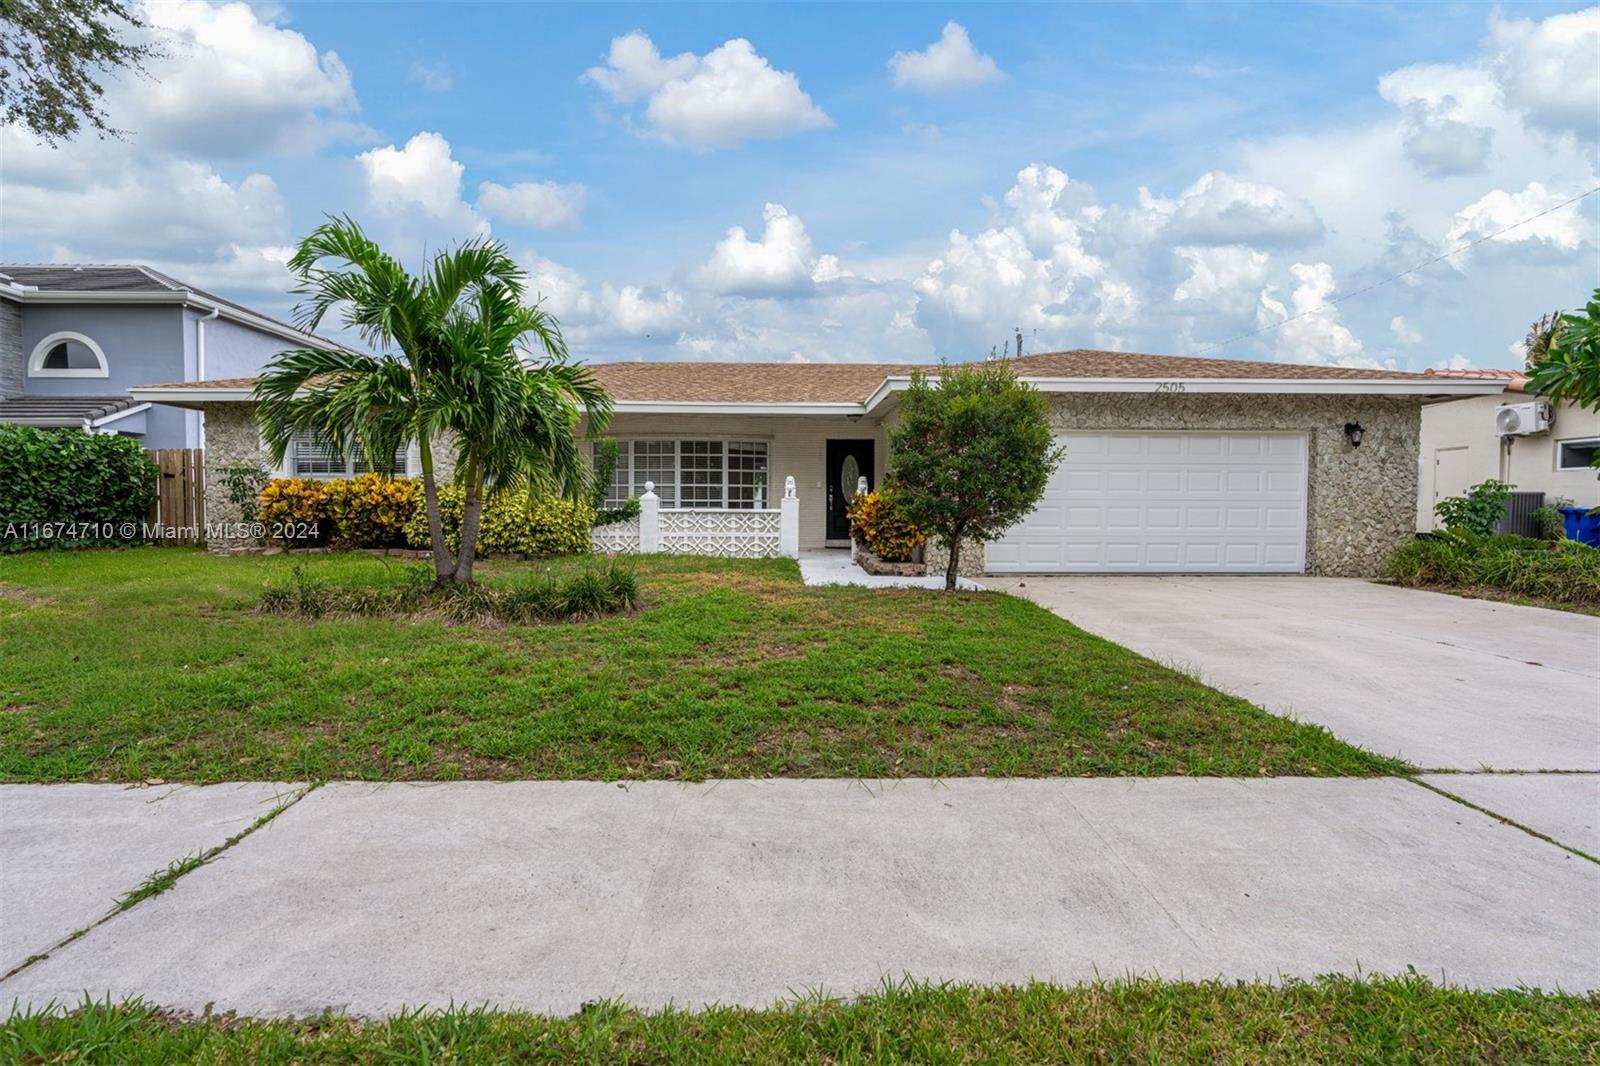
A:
[1154,381,1186,393]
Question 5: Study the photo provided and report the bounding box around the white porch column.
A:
[848,475,869,560]
[779,476,800,559]
[639,481,661,553]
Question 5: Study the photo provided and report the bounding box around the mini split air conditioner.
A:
[1495,401,1551,436]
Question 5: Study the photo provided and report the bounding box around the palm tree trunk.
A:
[416,433,451,584]
[452,458,485,584]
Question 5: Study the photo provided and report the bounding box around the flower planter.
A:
[856,549,926,577]
[1559,507,1600,547]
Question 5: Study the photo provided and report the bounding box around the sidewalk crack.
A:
[0,782,319,983]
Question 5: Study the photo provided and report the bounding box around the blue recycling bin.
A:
[1559,506,1600,547]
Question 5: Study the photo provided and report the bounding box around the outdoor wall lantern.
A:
[1343,421,1365,447]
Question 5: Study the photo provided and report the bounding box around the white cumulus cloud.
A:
[1390,315,1423,345]
[1445,181,1589,254]
[583,33,830,148]
[1160,172,1324,246]
[889,22,1001,91]
[477,180,587,229]
[1256,263,1371,366]
[359,131,486,236]
[697,203,820,296]
[1488,7,1600,140]
[130,0,361,155]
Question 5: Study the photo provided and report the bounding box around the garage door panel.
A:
[987,431,1307,574]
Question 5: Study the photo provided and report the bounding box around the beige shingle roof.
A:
[138,349,1445,403]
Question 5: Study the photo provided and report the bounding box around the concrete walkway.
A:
[990,576,1600,772]
[798,549,984,590]
[3,778,1596,1017]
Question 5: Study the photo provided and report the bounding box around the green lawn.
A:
[0,548,1402,783]
[4,976,1595,1064]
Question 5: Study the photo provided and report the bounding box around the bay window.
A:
[598,439,769,509]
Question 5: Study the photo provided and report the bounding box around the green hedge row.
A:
[1384,531,1600,608]
[0,425,157,552]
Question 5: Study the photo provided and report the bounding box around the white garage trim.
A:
[986,431,1309,574]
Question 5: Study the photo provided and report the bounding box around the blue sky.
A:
[2,2,1596,370]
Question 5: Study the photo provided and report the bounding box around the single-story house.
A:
[132,350,1502,576]
[1416,367,1600,531]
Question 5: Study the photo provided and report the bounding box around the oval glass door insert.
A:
[840,454,861,502]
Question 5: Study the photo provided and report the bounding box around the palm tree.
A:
[254,216,612,584]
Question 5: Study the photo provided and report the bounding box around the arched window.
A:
[29,332,109,378]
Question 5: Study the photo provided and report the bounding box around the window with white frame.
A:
[290,430,408,478]
[1557,437,1600,471]
[595,439,769,509]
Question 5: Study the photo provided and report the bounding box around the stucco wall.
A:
[1419,394,1600,528]
[19,303,193,447]
[0,297,21,399]
[1035,393,1421,577]
[186,309,300,381]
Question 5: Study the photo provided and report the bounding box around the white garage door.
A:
[986,432,1308,574]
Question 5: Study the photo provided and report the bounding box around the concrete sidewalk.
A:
[3,778,1596,1017]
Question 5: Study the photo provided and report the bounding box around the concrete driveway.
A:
[989,576,1600,773]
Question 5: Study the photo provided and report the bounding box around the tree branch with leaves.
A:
[0,0,159,142]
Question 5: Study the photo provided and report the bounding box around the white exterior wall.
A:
[599,414,889,548]
[1418,395,1600,530]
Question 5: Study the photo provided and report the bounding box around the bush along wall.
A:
[0,425,157,551]
[401,485,595,558]
[257,474,420,549]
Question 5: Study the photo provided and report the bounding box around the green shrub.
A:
[1434,479,1513,537]
[321,474,420,548]
[595,496,641,527]
[403,485,594,557]
[1384,531,1600,607]
[1532,505,1568,542]
[0,425,157,551]
[260,561,637,624]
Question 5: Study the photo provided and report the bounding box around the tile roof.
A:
[0,395,144,424]
[1424,366,1528,392]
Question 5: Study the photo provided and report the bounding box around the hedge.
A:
[0,425,157,551]
[402,484,594,557]
[1384,531,1600,608]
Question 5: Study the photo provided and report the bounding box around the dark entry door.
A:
[825,438,875,542]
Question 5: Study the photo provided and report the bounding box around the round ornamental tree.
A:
[887,361,1063,590]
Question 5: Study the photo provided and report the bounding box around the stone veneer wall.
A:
[1041,393,1421,578]
[0,299,22,399]
[199,402,461,551]
[200,402,270,551]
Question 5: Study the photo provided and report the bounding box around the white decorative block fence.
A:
[591,476,801,559]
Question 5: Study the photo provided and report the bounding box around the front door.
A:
[825,438,875,543]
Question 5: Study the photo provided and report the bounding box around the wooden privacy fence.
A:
[146,448,205,544]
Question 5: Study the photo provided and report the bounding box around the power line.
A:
[1190,184,1600,357]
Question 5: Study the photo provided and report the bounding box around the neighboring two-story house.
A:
[0,264,338,450]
